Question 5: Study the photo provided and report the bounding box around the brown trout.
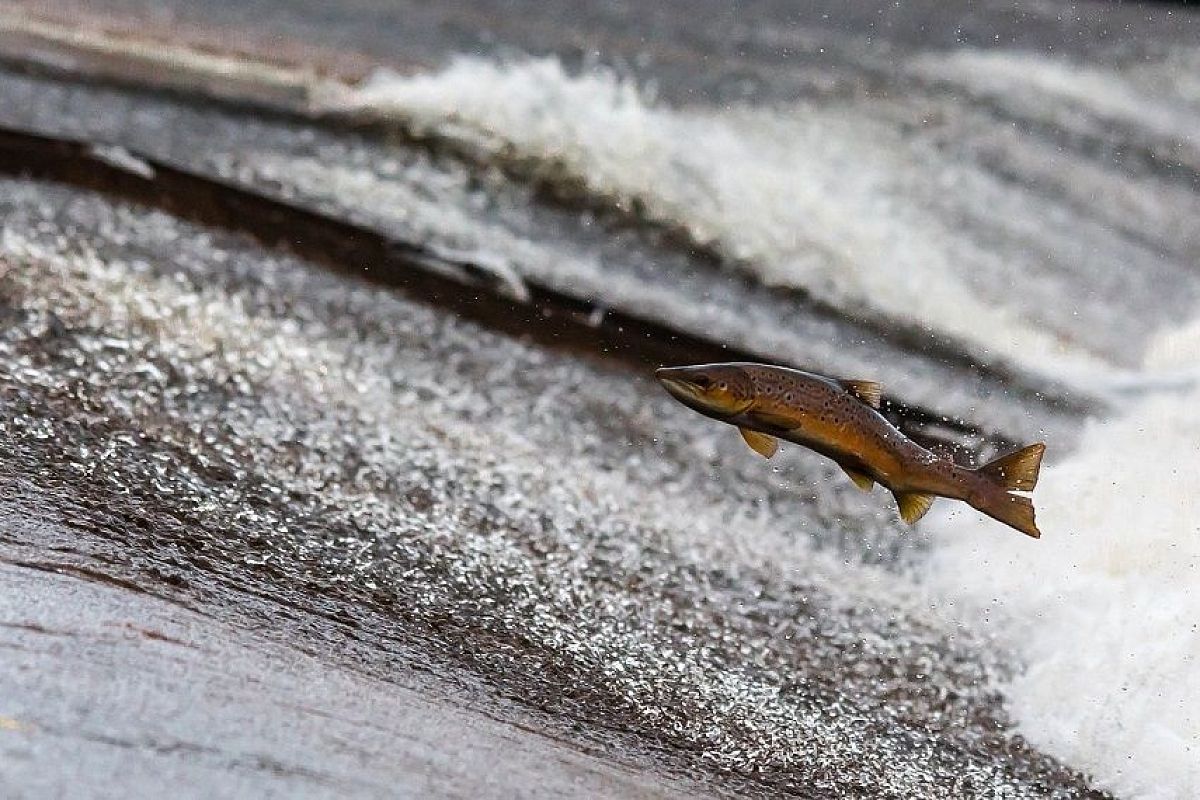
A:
[656,363,1045,538]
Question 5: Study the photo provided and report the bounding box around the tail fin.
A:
[977,492,1041,539]
[977,443,1045,492]
[973,443,1046,538]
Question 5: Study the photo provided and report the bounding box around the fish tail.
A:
[970,442,1046,538]
[975,442,1045,492]
[973,491,1041,538]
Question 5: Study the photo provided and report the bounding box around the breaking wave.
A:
[329,56,1120,381]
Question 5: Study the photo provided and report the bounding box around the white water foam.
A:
[329,57,1115,380]
[927,319,1200,799]
[320,55,1200,793]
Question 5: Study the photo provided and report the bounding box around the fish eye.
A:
[717,381,728,390]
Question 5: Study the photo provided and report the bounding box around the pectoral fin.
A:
[839,379,882,409]
[893,491,935,524]
[739,427,778,459]
[839,464,874,492]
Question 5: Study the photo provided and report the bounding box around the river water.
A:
[1,1,1198,797]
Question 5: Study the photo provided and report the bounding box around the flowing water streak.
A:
[326,54,1200,794]
[909,47,1200,144]
[912,46,1200,797]
[926,317,1200,800]
[0,216,1031,793]
[7,34,1199,793]
[332,57,1113,380]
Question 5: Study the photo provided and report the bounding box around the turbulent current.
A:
[1,3,1198,798]
[326,51,1200,796]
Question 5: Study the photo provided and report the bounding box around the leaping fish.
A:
[656,363,1045,538]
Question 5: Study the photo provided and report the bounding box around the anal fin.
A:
[739,427,778,459]
[893,491,935,524]
[839,464,874,492]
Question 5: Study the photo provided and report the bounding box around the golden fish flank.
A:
[655,363,1045,539]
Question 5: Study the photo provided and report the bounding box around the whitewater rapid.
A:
[926,317,1200,800]
[327,49,1200,388]
[320,48,1200,798]
[336,57,1103,377]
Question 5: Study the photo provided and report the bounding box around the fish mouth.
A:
[655,366,747,417]
[654,368,703,401]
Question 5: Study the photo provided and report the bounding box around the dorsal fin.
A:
[977,443,1046,492]
[839,379,881,409]
[893,491,935,524]
[738,427,778,459]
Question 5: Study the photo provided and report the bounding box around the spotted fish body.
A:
[656,363,1045,538]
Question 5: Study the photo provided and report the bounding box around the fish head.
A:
[655,364,755,419]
